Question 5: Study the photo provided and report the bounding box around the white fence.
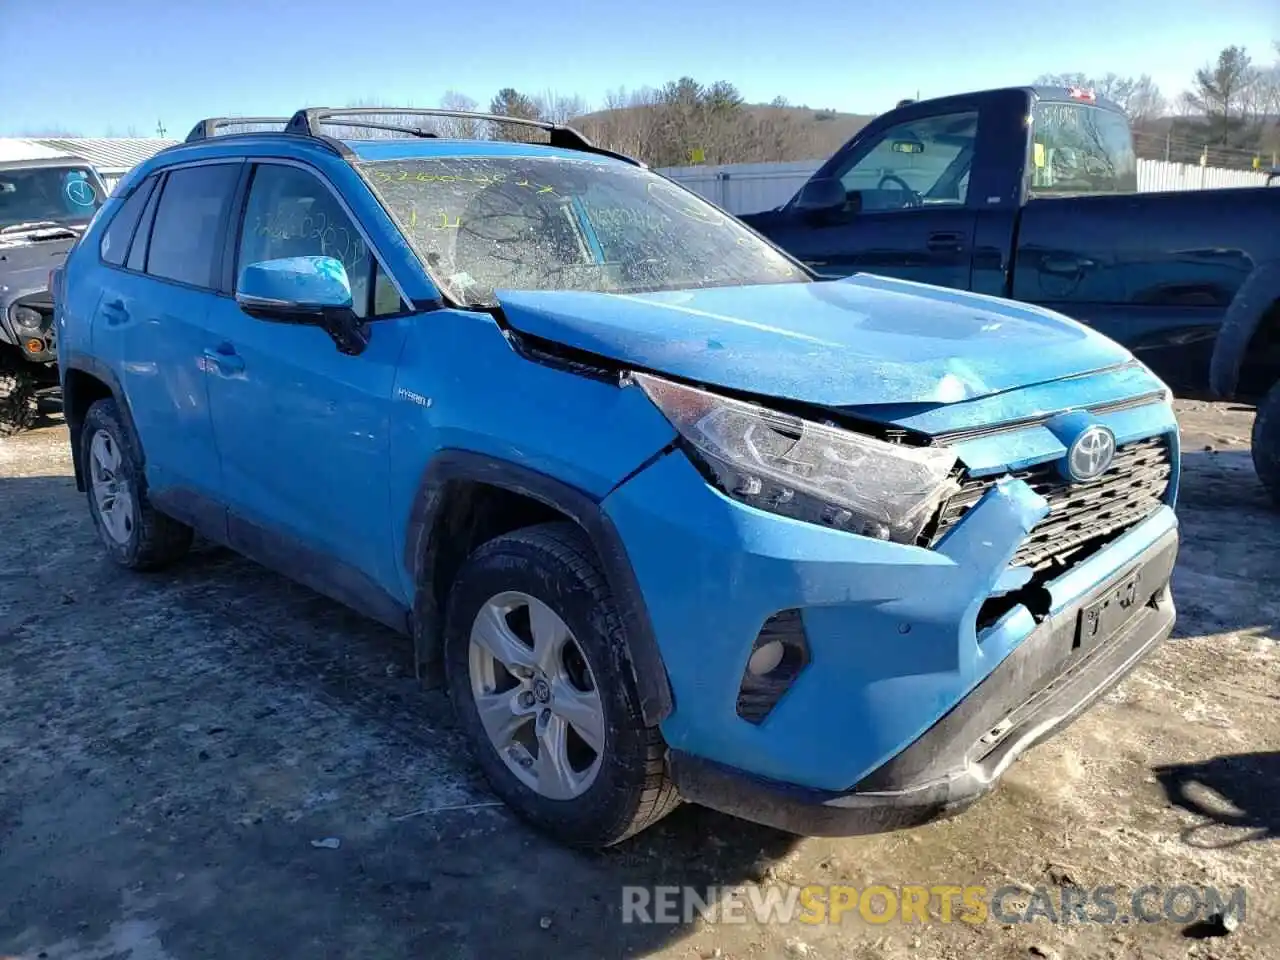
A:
[656,158,1272,216]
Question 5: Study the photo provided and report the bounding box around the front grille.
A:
[924,435,1173,570]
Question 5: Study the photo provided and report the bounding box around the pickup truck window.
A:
[1029,102,1137,197]
[832,111,978,213]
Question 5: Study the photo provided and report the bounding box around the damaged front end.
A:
[602,365,1179,834]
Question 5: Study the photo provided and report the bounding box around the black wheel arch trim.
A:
[60,351,143,492]
[1210,259,1280,400]
[404,448,674,726]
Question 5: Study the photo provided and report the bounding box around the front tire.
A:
[444,522,678,848]
[0,355,39,437]
[82,398,193,569]
[1252,380,1280,508]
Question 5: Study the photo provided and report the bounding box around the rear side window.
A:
[146,163,240,288]
[1029,103,1137,197]
[99,176,156,266]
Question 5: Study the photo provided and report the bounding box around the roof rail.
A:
[185,117,294,143]
[284,107,641,165]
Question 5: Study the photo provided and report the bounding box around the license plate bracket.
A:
[1075,567,1142,651]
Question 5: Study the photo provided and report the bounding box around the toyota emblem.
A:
[1066,425,1117,482]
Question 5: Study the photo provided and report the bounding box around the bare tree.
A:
[1034,72,1167,124]
[534,90,589,126]
[436,90,483,139]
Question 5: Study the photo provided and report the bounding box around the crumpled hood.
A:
[496,274,1134,408]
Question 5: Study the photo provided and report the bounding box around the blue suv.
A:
[55,108,1181,848]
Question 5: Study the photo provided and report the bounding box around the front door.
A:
[767,107,982,290]
[202,160,409,601]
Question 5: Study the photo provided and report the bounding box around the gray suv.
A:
[1,156,109,434]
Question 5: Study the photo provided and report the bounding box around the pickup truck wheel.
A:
[0,358,39,437]
[444,521,679,848]
[1252,380,1280,508]
[82,398,193,569]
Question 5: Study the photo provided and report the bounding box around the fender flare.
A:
[403,449,674,726]
[60,352,143,492]
[1209,260,1280,399]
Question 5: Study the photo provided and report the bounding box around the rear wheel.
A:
[444,522,679,848]
[82,398,193,569]
[1252,379,1280,509]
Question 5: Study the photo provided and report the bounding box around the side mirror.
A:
[236,256,368,355]
[792,177,848,222]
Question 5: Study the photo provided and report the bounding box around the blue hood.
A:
[496,274,1135,409]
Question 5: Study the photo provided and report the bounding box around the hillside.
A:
[575,102,875,167]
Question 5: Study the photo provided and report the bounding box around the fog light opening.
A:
[736,609,812,725]
[747,639,785,677]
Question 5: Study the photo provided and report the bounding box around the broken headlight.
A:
[634,372,958,544]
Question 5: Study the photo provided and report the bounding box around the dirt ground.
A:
[1,400,1277,960]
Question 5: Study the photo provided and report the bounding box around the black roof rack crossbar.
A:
[185,116,294,143]
[285,108,640,165]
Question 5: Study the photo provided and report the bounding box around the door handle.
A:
[99,298,129,323]
[926,231,966,252]
[202,343,245,375]
[1042,255,1096,276]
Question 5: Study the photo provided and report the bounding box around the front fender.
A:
[1210,259,1280,399]
[403,449,675,725]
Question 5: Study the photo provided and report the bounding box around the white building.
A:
[0,137,179,193]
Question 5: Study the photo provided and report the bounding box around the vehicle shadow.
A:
[0,472,801,960]
[1152,752,1280,849]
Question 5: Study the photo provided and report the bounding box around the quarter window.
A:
[1029,103,1137,196]
[99,176,155,266]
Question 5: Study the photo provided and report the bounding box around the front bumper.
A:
[603,409,1179,794]
[666,526,1176,835]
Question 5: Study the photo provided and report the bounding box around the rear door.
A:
[764,100,986,289]
[91,161,242,532]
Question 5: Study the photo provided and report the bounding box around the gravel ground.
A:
[1,400,1277,960]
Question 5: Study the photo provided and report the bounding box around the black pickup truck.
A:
[740,85,1280,503]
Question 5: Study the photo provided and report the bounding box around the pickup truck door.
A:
[762,101,984,290]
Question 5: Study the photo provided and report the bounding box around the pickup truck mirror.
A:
[236,255,369,356]
[793,177,848,221]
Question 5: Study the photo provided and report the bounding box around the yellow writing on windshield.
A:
[369,168,561,197]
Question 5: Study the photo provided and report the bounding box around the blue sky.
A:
[3,0,1277,136]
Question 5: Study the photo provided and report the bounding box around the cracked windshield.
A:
[362,156,807,305]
